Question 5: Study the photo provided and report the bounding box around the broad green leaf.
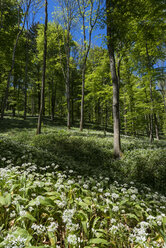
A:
[28,196,55,207]
[17,212,36,222]
[0,194,11,206]
[83,197,92,205]
[77,201,90,210]
[163,217,166,224]
[89,238,110,245]
[82,220,88,235]
[76,210,89,221]
[0,196,6,206]
[125,213,139,221]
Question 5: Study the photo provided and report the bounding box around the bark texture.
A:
[36,0,48,135]
[106,0,121,158]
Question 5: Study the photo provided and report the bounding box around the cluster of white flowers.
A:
[31,223,46,234]
[35,195,44,206]
[109,225,119,234]
[128,187,138,194]
[66,222,79,232]
[112,205,119,212]
[111,193,119,200]
[62,209,75,224]
[3,234,27,248]
[131,194,137,200]
[67,234,79,245]
[83,184,89,189]
[56,199,66,208]
[67,179,75,185]
[129,221,149,245]
[10,210,16,218]
[47,221,58,232]
[19,210,27,217]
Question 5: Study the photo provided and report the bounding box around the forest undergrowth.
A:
[0,117,166,248]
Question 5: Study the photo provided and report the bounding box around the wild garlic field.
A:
[0,117,166,248]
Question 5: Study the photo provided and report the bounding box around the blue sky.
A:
[33,0,106,48]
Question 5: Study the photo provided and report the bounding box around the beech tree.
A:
[106,0,122,158]
[77,0,101,131]
[36,0,48,134]
[54,0,78,129]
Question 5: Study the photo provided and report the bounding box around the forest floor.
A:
[0,116,166,247]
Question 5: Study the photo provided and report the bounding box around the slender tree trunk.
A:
[12,83,16,117]
[66,28,71,129]
[161,90,166,113]
[51,81,56,121]
[31,95,34,116]
[124,94,127,135]
[149,113,153,143]
[80,67,86,131]
[78,0,100,131]
[80,11,86,131]
[149,79,154,143]
[106,0,121,158]
[36,0,48,135]
[48,82,51,117]
[24,21,29,120]
[154,113,159,140]
[60,24,70,129]
[105,102,108,129]
[71,79,74,126]
[17,84,20,115]
[1,0,31,120]
[146,42,154,143]
[71,98,74,126]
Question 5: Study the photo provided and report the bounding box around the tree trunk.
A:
[149,113,153,143]
[105,102,108,129]
[161,90,166,113]
[80,67,86,131]
[51,81,56,121]
[154,113,159,140]
[146,42,154,143]
[66,26,71,129]
[106,0,121,158]
[36,0,48,135]
[78,0,99,131]
[71,80,74,126]
[24,21,29,120]
[149,79,154,143]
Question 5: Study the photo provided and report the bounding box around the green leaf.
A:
[28,196,55,207]
[39,197,56,207]
[0,194,11,206]
[82,220,88,235]
[163,217,166,224]
[83,197,92,205]
[48,232,57,246]
[89,238,110,245]
[84,246,99,248]
[0,196,6,206]
[5,193,11,206]
[17,212,36,222]
[77,201,90,210]
[125,213,139,221]
[26,246,50,248]
[76,210,89,221]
